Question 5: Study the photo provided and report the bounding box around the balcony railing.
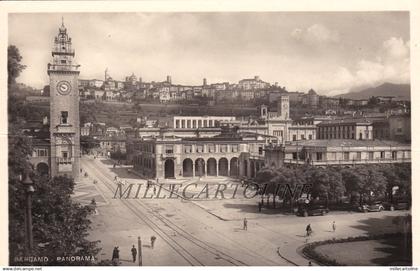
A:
[56,157,73,164]
[52,124,75,134]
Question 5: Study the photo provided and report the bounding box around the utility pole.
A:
[138,236,142,266]
[22,173,35,255]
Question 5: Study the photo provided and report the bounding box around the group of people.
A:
[112,236,157,265]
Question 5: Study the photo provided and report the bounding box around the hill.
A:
[335,83,410,100]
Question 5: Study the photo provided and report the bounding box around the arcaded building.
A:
[128,129,277,180]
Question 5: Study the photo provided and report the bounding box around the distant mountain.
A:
[335,83,410,100]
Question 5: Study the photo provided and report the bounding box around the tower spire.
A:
[61,16,64,27]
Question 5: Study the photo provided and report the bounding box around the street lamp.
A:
[20,173,35,254]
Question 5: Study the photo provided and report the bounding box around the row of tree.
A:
[254,164,411,209]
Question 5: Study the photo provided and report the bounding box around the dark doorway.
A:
[219,158,229,176]
[207,158,217,176]
[195,158,205,177]
[164,159,175,178]
[183,159,193,177]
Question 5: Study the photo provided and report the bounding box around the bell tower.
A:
[48,19,80,181]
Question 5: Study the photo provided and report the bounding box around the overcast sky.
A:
[8,12,409,95]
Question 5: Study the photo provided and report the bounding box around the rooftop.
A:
[318,118,372,126]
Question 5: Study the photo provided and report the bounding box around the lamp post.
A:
[21,173,35,255]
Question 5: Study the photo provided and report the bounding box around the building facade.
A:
[317,119,373,140]
[173,116,236,129]
[128,131,275,180]
[265,139,411,168]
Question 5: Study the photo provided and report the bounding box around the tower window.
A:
[61,60,66,64]
[61,111,68,124]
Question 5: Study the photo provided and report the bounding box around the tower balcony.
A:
[57,157,74,164]
[47,63,80,74]
[52,124,76,134]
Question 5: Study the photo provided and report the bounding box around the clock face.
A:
[57,81,72,95]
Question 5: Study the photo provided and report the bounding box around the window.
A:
[62,151,68,158]
[61,111,68,124]
[356,152,361,160]
[369,152,374,160]
[165,145,174,154]
[208,144,215,153]
[61,60,66,64]
[184,145,192,153]
[258,146,263,155]
[392,151,397,160]
[220,144,228,153]
[359,133,363,140]
[292,135,297,141]
[292,152,298,160]
[309,134,313,140]
[344,152,350,160]
[380,151,385,159]
[301,135,305,140]
[232,144,238,152]
[196,145,204,153]
[316,152,323,161]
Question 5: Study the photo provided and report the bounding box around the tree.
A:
[8,45,26,85]
[8,123,101,265]
[342,165,387,204]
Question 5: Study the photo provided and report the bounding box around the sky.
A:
[8,12,409,95]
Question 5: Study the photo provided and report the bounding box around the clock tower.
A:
[48,20,80,181]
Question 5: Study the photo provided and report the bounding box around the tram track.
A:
[83,158,246,266]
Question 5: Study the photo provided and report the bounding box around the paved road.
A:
[80,156,410,266]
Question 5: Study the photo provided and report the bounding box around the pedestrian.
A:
[243,218,248,230]
[115,246,120,265]
[153,186,157,195]
[306,224,312,237]
[151,235,156,248]
[111,247,118,265]
[113,163,116,168]
[114,176,118,182]
[308,261,312,266]
[131,245,137,263]
[258,202,262,212]
[332,221,336,232]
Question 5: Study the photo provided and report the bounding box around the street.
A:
[78,156,410,266]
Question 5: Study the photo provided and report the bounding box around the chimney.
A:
[203,78,207,86]
[254,76,260,81]
[167,75,172,84]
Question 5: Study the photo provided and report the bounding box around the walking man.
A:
[151,236,157,249]
[131,245,137,263]
[332,221,336,232]
[306,224,312,237]
[243,218,248,230]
